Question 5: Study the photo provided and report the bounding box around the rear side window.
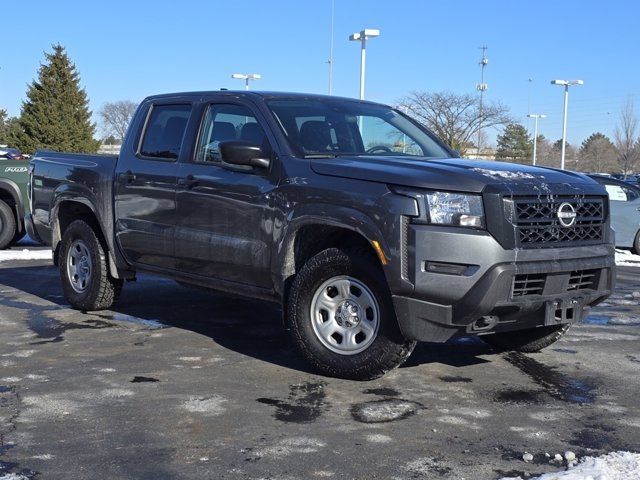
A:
[140,104,191,160]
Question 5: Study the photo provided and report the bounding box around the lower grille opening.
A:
[567,269,599,291]
[512,273,546,297]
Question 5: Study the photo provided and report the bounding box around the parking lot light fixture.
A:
[231,73,261,91]
[527,114,547,166]
[349,28,380,100]
[551,79,583,170]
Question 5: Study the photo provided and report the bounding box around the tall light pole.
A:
[527,114,546,166]
[349,28,380,100]
[476,46,488,157]
[231,73,261,90]
[551,79,583,170]
[327,0,335,95]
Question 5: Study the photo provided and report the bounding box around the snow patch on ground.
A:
[0,474,31,480]
[0,249,52,262]
[499,451,640,480]
[252,437,326,459]
[1,349,36,358]
[111,313,166,330]
[365,433,393,444]
[182,395,227,416]
[616,249,640,267]
[351,399,420,423]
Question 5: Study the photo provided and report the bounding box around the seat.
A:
[240,122,266,146]
[210,121,236,143]
[299,120,332,152]
[160,116,188,157]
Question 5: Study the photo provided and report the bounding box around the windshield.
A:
[267,99,452,159]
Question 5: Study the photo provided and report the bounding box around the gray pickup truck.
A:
[27,91,615,379]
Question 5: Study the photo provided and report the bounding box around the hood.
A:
[310,156,602,194]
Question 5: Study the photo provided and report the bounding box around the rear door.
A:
[174,100,278,288]
[114,102,193,270]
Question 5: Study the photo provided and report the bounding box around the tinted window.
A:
[267,99,451,159]
[140,104,191,159]
[195,104,269,163]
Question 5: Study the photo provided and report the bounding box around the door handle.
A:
[178,175,199,189]
[118,171,136,183]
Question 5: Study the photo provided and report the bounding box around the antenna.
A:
[476,46,488,157]
[327,0,335,95]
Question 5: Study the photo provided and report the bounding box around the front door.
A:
[114,102,192,270]
[174,102,278,288]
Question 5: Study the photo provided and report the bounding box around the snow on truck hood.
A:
[310,156,599,193]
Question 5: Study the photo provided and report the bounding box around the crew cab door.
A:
[174,101,277,288]
[114,102,193,270]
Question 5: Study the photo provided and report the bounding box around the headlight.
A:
[425,192,484,228]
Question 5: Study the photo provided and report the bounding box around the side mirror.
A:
[219,141,270,169]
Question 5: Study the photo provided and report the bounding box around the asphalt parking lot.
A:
[1,245,639,479]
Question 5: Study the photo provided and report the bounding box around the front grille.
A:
[567,269,599,291]
[507,196,605,248]
[512,273,546,297]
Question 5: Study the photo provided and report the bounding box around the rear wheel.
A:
[632,230,640,255]
[482,324,571,353]
[286,247,416,380]
[0,200,17,249]
[59,219,123,311]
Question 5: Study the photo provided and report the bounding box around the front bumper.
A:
[392,225,615,342]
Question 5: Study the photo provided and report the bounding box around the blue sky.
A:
[1,0,638,145]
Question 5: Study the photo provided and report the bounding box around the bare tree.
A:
[398,91,512,157]
[99,100,138,142]
[614,98,639,178]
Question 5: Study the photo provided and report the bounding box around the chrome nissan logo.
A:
[557,202,577,227]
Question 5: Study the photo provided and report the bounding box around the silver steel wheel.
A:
[66,239,92,294]
[310,275,380,355]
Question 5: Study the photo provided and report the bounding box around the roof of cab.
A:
[143,90,389,107]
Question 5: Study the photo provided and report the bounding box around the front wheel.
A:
[482,324,571,353]
[59,219,123,311]
[286,247,416,380]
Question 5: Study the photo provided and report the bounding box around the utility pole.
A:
[527,114,546,165]
[349,29,380,100]
[327,0,335,95]
[476,46,488,158]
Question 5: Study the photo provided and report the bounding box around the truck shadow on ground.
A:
[2,265,493,374]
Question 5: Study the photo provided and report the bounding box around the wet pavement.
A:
[0,247,639,479]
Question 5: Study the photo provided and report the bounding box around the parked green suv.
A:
[0,150,30,248]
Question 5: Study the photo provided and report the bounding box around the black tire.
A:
[59,219,123,311]
[0,200,17,250]
[286,247,416,380]
[482,324,571,353]
[632,230,640,255]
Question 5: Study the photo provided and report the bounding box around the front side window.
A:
[140,104,191,160]
[195,104,269,163]
[267,99,451,159]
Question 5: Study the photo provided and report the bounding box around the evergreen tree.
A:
[12,44,99,154]
[578,132,617,173]
[495,123,533,164]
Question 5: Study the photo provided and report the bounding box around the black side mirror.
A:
[219,141,270,169]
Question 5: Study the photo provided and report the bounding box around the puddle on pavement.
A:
[350,398,423,423]
[494,389,549,404]
[583,315,612,325]
[503,352,596,404]
[27,316,117,343]
[439,375,473,383]
[256,381,327,424]
[362,387,401,396]
[130,376,160,383]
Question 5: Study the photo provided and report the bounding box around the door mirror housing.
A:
[219,141,270,169]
